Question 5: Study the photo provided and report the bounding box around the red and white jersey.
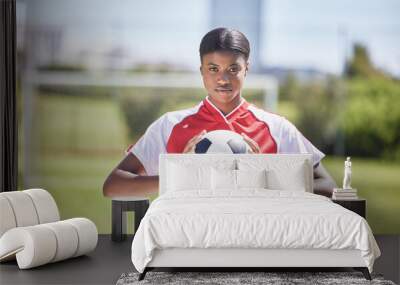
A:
[130,97,324,175]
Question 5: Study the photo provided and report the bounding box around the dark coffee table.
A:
[112,197,150,242]
[332,198,366,218]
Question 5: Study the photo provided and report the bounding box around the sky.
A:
[265,0,400,75]
[17,0,400,76]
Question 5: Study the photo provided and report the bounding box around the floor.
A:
[0,235,134,285]
[0,235,399,285]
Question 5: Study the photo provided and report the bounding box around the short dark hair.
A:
[199,27,250,62]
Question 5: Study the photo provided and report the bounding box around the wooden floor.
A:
[0,235,399,285]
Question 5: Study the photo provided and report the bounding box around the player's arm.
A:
[103,153,159,197]
[313,162,337,198]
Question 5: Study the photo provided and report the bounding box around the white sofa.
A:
[0,189,98,269]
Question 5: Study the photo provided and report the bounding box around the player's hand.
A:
[241,133,261,154]
[182,130,207,153]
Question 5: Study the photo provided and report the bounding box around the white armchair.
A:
[0,189,98,269]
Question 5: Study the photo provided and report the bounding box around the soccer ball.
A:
[194,130,251,154]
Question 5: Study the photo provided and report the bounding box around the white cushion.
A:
[0,192,39,227]
[0,226,57,269]
[0,196,17,237]
[0,189,98,269]
[0,218,97,269]
[237,155,313,192]
[42,221,79,262]
[211,169,268,191]
[167,162,211,191]
[267,164,307,192]
[160,154,313,193]
[211,168,236,190]
[24,189,60,223]
[236,169,268,189]
[165,157,236,192]
[159,154,236,195]
[64,218,98,257]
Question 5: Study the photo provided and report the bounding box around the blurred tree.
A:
[120,92,164,141]
[292,76,342,154]
[279,72,299,101]
[345,43,388,79]
[341,43,400,160]
[37,63,86,72]
[341,78,400,160]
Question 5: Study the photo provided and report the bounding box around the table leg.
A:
[112,201,126,242]
[134,200,149,235]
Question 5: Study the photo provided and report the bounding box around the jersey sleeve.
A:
[278,118,325,167]
[129,115,168,176]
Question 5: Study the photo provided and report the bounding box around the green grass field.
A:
[20,94,400,234]
[22,94,129,234]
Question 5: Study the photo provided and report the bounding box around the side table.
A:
[112,197,150,242]
[332,198,366,218]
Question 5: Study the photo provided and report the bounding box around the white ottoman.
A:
[0,189,98,269]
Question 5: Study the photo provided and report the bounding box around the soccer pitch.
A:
[20,94,400,234]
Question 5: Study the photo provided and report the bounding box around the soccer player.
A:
[103,28,337,198]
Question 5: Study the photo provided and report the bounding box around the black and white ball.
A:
[194,130,251,154]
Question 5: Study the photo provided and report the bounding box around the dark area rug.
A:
[116,271,396,285]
